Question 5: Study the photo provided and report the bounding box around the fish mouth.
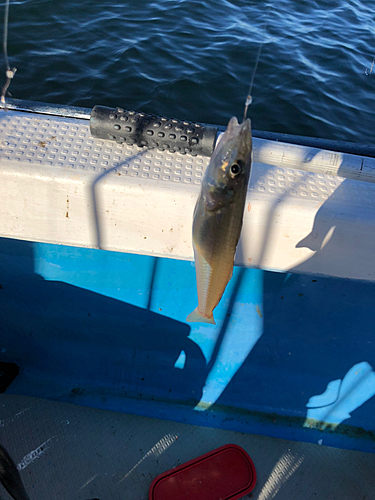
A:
[238,118,251,139]
[237,118,252,152]
[240,117,251,131]
[224,116,251,141]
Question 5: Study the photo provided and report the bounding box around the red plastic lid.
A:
[149,444,256,500]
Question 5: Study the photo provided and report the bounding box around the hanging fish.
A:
[186,116,252,324]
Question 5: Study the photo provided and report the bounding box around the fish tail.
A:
[186,307,216,325]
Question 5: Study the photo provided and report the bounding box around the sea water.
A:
[5,0,375,142]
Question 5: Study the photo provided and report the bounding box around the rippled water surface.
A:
[5,0,375,142]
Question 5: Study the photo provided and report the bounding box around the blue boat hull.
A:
[1,236,374,453]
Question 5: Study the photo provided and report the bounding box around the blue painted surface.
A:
[1,236,375,452]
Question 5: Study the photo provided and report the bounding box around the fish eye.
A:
[229,160,243,178]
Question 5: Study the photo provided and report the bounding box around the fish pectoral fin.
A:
[186,307,216,325]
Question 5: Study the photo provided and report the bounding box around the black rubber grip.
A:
[90,105,218,157]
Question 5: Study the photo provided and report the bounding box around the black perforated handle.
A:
[90,105,218,157]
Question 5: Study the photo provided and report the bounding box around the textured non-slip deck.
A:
[0,394,374,500]
[1,108,375,280]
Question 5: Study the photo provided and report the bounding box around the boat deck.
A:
[1,102,375,279]
[1,102,375,498]
[1,394,374,500]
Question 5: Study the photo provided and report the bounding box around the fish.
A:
[0,445,30,500]
[186,116,252,324]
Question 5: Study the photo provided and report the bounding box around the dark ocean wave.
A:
[4,0,375,142]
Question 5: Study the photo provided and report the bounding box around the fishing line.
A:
[243,42,262,122]
[365,56,374,75]
[1,0,16,106]
[243,2,271,122]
